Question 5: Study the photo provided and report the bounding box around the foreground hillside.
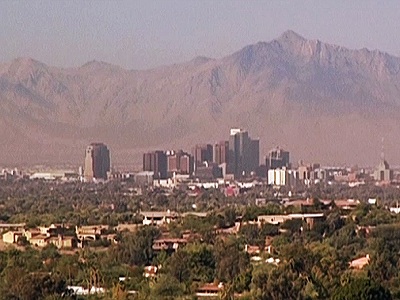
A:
[0,180,398,299]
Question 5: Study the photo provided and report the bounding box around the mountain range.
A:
[1,30,400,168]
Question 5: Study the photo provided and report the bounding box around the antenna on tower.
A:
[381,137,385,161]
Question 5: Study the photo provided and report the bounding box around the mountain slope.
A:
[1,31,400,167]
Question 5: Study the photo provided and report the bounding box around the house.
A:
[215,222,241,235]
[257,215,290,225]
[2,230,23,244]
[245,244,262,262]
[333,199,360,210]
[67,286,105,296]
[143,266,158,278]
[140,210,178,226]
[38,223,67,236]
[283,199,314,207]
[152,238,187,252]
[24,228,42,241]
[116,223,139,232]
[288,213,325,230]
[76,225,108,241]
[2,225,76,249]
[195,283,223,297]
[27,233,76,249]
[47,235,76,249]
[29,234,49,247]
[255,213,324,229]
[349,254,370,269]
[245,244,260,255]
[0,223,26,231]
[181,212,208,218]
[101,233,118,244]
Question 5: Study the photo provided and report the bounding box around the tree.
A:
[252,263,306,300]
[214,237,250,290]
[0,272,70,300]
[166,243,215,287]
[151,274,184,299]
[111,226,160,266]
[167,250,191,284]
[332,277,392,300]
[281,219,303,234]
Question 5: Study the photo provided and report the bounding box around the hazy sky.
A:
[2,0,400,70]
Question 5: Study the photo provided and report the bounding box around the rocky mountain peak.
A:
[277,30,307,43]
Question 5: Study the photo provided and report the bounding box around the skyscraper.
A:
[166,150,194,175]
[179,153,193,175]
[228,128,259,177]
[213,141,229,165]
[143,151,167,179]
[249,139,260,172]
[266,147,290,170]
[192,144,213,171]
[84,143,110,181]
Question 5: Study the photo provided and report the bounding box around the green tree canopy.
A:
[332,277,392,300]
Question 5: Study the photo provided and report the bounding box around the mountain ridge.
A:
[1,31,400,167]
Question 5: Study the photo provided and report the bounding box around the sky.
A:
[1,0,400,70]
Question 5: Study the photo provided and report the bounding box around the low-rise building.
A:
[47,235,76,249]
[29,171,78,181]
[195,283,223,298]
[2,231,23,244]
[257,215,290,225]
[143,266,158,278]
[140,211,178,226]
[76,225,108,241]
[374,157,393,183]
[245,244,260,256]
[0,223,26,231]
[256,213,324,227]
[29,234,49,247]
[349,254,370,269]
[268,168,297,187]
[152,238,187,252]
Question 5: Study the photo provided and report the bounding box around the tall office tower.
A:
[249,139,260,173]
[179,153,194,175]
[213,141,229,165]
[166,150,179,173]
[166,150,194,175]
[192,144,213,171]
[84,143,110,181]
[143,150,167,179]
[228,128,260,177]
[266,147,290,170]
[143,152,152,172]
